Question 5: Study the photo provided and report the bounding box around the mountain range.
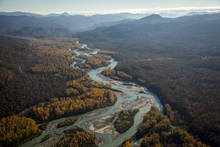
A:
[1,10,220,146]
[76,12,220,146]
[77,13,220,57]
[0,12,147,36]
[1,10,220,38]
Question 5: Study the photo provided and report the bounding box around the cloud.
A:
[95,6,220,14]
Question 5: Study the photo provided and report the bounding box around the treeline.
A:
[85,53,110,69]
[0,36,84,118]
[102,68,132,81]
[136,106,207,147]
[57,118,77,128]
[28,76,116,122]
[53,126,97,147]
[0,115,40,146]
[75,53,110,70]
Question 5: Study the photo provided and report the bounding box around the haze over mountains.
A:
[77,13,220,55]
[0,9,220,38]
[0,12,146,36]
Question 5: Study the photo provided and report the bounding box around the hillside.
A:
[77,13,220,55]
[0,13,147,38]
[77,13,220,146]
[0,36,84,117]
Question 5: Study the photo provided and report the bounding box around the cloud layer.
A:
[94,6,220,14]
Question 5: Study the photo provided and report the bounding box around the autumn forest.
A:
[0,8,220,147]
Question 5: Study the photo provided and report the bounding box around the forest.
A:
[136,106,207,147]
[0,115,40,146]
[0,35,117,146]
[102,68,132,81]
[0,36,84,117]
[57,118,78,128]
[53,126,97,147]
[27,75,116,122]
[112,51,220,146]
[1,12,220,146]
[77,13,220,146]
[79,53,110,69]
[114,110,138,133]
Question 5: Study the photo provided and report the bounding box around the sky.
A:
[0,0,220,15]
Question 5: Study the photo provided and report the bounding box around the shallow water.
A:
[22,42,163,147]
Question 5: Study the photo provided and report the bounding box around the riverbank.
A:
[21,41,163,147]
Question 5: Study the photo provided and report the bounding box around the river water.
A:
[22,43,163,147]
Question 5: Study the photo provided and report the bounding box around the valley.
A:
[77,13,220,146]
[21,40,162,147]
[0,9,220,147]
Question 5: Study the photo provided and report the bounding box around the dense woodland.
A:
[76,53,110,70]
[102,68,132,81]
[136,106,207,147]
[53,126,97,147]
[0,36,84,117]
[78,13,220,146]
[27,75,116,122]
[0,36,116,146]
[0,115,40,146]
[57,118,77,128]
[113,52,220,146]
[114,110,138,133]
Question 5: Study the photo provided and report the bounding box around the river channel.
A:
[22,42,163,147]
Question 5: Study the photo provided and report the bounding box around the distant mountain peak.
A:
[141,14,162,20]
[0,11,42,17]
[61,12,70,16]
